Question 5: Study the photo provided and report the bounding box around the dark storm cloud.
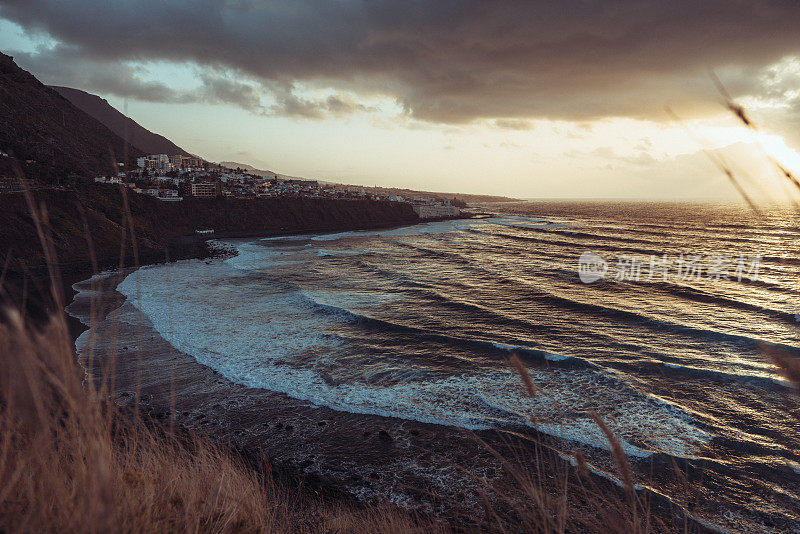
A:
[264,82,373,118]
[11,47,188,103]
[2,0,799,123]
[12,46,267,111]
[197,72,264,111]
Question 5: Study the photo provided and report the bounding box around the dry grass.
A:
[0,302,684,534]
[0,310,439,533]
[500,355,665,534]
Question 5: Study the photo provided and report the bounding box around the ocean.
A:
[98,201,800,531]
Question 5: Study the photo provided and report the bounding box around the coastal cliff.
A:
[0,184,421,324]
[0,184,421,270]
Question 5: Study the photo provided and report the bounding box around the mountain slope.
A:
[51,86,189,156]
[219,161,277,178]
[0,52,142,182]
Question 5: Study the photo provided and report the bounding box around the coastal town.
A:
[92,153,463,219]
[0,150,462,218]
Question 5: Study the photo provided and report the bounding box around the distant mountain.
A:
[51,86,189,157]
[219,161,278,178]
[0,52,143,181]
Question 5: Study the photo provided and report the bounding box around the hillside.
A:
[371,187,518,204]
[51,86,190,156]
[0,184,422,323]
[220,161,518,203]
[0,185,421,271]
[219,161,277,178]
[0,52,142,182]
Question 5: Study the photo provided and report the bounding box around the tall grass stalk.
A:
[0,311,440,533]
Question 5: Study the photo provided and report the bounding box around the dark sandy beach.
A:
[63,252,707,531]
[66,267,514,519]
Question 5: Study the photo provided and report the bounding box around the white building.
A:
[137,154,172,172]
[94,176,123,184]
[157,189,182,201]
[191,181,221,198]
[412,204,461,219]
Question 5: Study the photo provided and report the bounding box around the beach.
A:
[66,268,538,521]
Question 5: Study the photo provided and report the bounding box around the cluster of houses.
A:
[92,154,461,218]
[136,154,204,172]
[0,148,461,219]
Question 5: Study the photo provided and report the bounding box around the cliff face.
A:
[0,53,143,182]
[0,185,421,270]
[51,86,189,157]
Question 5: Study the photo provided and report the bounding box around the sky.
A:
[1,1,800,200]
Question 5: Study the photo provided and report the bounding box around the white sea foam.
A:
[316,249,365,257]
[490,342,574,363]
[114,240,712,459]
[225,241,313,271]
[544,352,571,362]
[308,220,460,241]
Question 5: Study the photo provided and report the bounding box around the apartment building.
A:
[190,181,222,198]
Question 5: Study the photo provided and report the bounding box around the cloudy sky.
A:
[1,0,800,199]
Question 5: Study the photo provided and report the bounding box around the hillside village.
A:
[90,153,463,218]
